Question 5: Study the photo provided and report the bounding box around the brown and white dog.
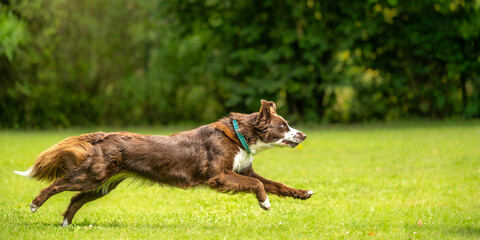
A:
[15,100,312,227]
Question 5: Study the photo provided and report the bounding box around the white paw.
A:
[61,218,69,227]
[30,203,39,213]
[307,190,314,197]
[259,196,271,210]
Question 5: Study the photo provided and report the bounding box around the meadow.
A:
[0,121,479,239]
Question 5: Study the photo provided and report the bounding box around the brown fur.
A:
[20,100,312,226]
[32,132,106,182]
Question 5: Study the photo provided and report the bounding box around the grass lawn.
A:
[0,121,479,239]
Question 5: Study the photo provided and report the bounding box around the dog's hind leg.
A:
[30,178,99,213]
[30,169,117,213]
[60,179,124,227]
[30,156,122,213]
[207,171,270,210]
[30,178,75,212]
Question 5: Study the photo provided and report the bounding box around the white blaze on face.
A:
[283,125,302,143]
[272,122,303,146]
[276,115,302,143]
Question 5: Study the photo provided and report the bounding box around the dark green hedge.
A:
[1,0,479,128]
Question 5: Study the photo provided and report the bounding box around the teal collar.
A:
[232,119,251,154]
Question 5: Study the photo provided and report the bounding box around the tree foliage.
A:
[1,0,479,128]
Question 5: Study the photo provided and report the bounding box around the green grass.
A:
[1,121,479,239]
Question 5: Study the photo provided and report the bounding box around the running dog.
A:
[15,100,312,226]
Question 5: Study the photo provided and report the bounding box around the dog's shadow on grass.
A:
[19,220,480,237]
[73,221,169,229]
[18,221,188,229]
[17,220,202,230]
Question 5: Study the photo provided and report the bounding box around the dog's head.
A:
[254,100,306,148]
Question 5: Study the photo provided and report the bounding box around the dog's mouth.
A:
[281,139,300,147]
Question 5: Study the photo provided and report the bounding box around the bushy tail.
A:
[14,166,33,177]
[18,132,106,182]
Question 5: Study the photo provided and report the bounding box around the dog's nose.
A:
[297,131,307,141]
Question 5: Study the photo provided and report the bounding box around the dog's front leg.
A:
[241,166,313,200]
[207,171,271,210]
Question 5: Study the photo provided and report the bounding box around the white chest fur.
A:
[249,140,275,155]
[233,148,253,173]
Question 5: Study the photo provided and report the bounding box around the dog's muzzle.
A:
[281,130,307,147]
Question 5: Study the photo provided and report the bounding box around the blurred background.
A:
[1,0,479,128]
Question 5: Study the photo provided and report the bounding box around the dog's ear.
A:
[255,99,275,126]
[268,101,276,114]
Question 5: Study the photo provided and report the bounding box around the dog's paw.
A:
[30,203,39,213]
[61,218,69,227]
[295,190,314,200]
[305,190,314,199]
[259,196,271,210]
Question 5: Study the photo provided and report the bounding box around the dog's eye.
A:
[280,124,285,128]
